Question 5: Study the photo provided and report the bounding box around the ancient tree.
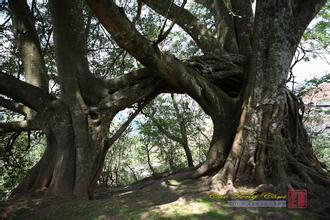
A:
[0,0,329,199]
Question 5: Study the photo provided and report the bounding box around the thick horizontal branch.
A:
[86,0,237,113]
[143,0,224,55]
[0,120,42,133]
[101,77,162,111]
[106,68,154,93]
[0,96,29,116]
[0,72,52,111]
[104,53,243,115]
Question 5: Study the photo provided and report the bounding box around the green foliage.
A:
[298,75,330,168]
[0,132,44,199]
[312,134,330,168]
[99,94,211,187]
[138,94,210,170]
[303,1,330,50]
[100,128,144,186]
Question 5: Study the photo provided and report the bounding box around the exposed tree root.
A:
[188,90,330,196]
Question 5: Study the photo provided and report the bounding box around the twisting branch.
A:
[86,0,235,116]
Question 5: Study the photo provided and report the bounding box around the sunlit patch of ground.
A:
[139,196,227,219]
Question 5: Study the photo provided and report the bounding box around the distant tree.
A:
[140,94,210,169]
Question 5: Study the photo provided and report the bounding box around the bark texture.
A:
[208,0,329,193]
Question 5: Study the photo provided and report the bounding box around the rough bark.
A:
[8,0,49,119]
[209,0,329,194]
[5,0,168,199]
[8,0,48,91]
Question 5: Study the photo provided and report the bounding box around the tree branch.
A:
[9,0,49,91]
[231,0,253,55]
[0,72,52,111]
[293,0,326,35]
[143,0,225,55]
[154,0,187,45]
[155,0,175,45]
[101,77,162,111]
[85,0,160,67]
[0,96,29,116]
[85,0,238,116]
[105,68,155,93]
[0,120,43,133]
[213,0,238,53]
[107,100,149,146]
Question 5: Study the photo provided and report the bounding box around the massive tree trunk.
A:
[12,104,114,198]
[209,0,330,193]
[2,0,164,199]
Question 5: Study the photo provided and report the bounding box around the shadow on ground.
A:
[1,178,329,219]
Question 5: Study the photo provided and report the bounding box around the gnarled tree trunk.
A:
[12,104,114,198]
[209,0,330,193]
[2,0,163,199]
